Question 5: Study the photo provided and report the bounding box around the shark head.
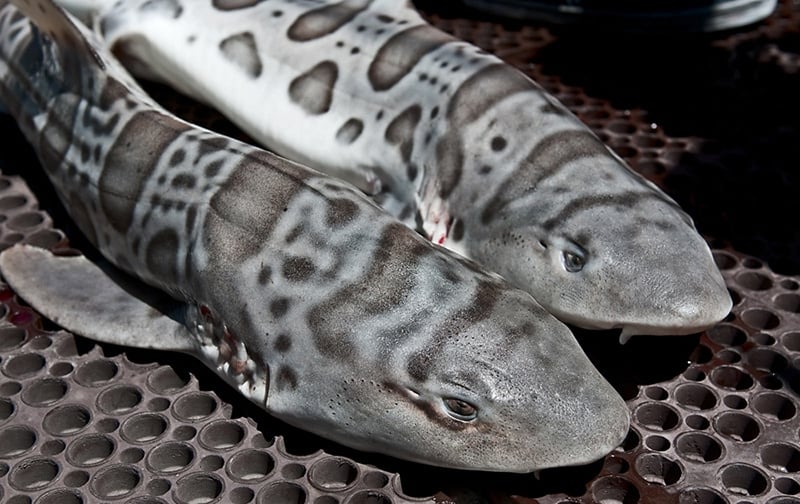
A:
[281,285,630,473]
[474,152,731,339]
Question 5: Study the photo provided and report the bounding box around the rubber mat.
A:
[1,1,799,503]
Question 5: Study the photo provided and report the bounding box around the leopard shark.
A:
[53,0,732,341]
[0,0,629,472]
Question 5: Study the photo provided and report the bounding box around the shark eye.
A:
[443,398,478,421]
[562,250,585,272]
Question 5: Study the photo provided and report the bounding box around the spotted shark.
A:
[0,0,630,472]
[51,0,733,341]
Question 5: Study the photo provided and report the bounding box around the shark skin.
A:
[0,0,630,473]
[53,0,732,340]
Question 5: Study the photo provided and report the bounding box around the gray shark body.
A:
[55,0,732,339]
[0,0,629,472]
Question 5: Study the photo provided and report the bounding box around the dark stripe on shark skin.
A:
[406,278,502,382]
[435,64,535,199]
[385,104,421,163]
[307,222,432,361]
[283,256,316,282]
[480,130,609,224]
[447,63,535,126]
[435,134,464,199]
[368,25,455,92]
[99,111,190,232]
[219,32,263,78]
[37,95,80,175]
[287,0,373,42]
[146,228,180,283]
[288,61,339,115]
[203,150,310,266]
[212,0,266,10]
[541,190,685,231]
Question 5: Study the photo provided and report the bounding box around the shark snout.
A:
[667,270,732,333]
[524,379,630,471]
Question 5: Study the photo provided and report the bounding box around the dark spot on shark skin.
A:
[451,219,464,241]
[407,163,418,181]
[326,198,359,228]
[270,298,291,318]
[368,25,455,91]
[406,351,430,382]
[491,136,507,152]
[100,111,190,232]
[93,145,102,163]
[169,149,186,167]
[211,0,265,10]
[287,0,373,42]
[442,265,460,283]
[219,32,263,78]
[285,223,305,244]
[204,160,223,178]
[385,104,422,163]
[283,256,316,282]
[139,0,183,17]
[276,366,298,391]
[288,61,339,115]
[335,118,363,144]
[146,229,180,283]
[274,334,292,352]
[80,143,91,163]
[399,205,413,221]
[171,173,196,189]
[258,265,272,285]
[540,102,567,115]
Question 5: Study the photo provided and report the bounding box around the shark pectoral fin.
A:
[0,244,196,352]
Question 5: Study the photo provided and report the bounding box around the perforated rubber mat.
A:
[1,1,799,503]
